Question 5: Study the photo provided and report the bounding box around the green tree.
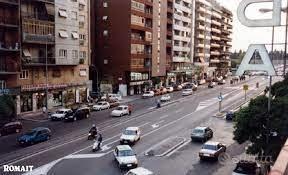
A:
[0,95,16,121]
[233,76,288,160]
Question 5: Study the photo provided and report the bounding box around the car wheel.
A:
[15,129,20,133]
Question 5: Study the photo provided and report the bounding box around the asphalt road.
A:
[0,76,281,175]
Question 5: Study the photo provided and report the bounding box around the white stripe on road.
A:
[65,153,106,159]
[165,140,191,157]
[159,114,169,119]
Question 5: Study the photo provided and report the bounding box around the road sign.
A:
[243,84,249,91]
[218,95,223,102]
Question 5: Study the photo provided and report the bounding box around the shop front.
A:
[128,72,150,95]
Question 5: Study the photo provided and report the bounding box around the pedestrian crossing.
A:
[196,97,219,111]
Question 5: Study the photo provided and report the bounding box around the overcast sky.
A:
[216,0,288,51]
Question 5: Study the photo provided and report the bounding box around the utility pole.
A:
[45,40,48,112]
[284,0,288,76]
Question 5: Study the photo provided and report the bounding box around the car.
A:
[166,86,174,93]
[125,167,154,175]
[159,87,167,94]
[101,93,122,101]
[199,141,226,160]
[0,121,22,137]
[109,99,120,108]
[191,126,213,142]
[226,110,235,121]
[232,160,261,175]
[18,127,51,146]
[153,89,161,96]
[218,79,226,85]
[114,145,138,169]
[120,127,141,145]
[160,94,171,102]
[50,108,73,121]
[182,89,193,96]
[92,101,110,111]
[208,82,216,88]
[177,84,183,91]
[64,107,90,122]
[111,105,129,117]
[142,91,154,98]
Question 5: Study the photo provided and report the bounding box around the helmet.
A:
[92,124,96,128]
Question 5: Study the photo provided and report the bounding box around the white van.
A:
[126,167,154,175]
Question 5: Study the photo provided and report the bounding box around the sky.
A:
[216,0,288,51]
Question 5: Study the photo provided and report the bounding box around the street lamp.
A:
[45,34,52,113]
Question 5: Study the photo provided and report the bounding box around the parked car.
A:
[120,127,141,145]
[114,145,138,169]
[182,89,193,96]
[159,87,167,95]
[64,107,90,122]
[153,89,161,96]
[218,79,226,85]
[50,108,73,121]
[166,86,174,93]
[191,126,213,142]
[199,141,226,160]
[109,99,120,108]
[111,105,129,117]
[160,94,171,102]
[226,110,235,121]
[208,82,216,88]
[92,101,110,111]
[0,121,22,137]
[101,93,122,101]
[232,161,261,175]
[125,167,154,175]
[90,91,103,100]
[142,91,155,98]
[18,127,51,146]
[177,85,183,91]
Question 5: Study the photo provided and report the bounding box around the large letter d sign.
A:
[237,0,281,27]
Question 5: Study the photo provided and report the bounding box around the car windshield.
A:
[124,130,136,135]
[203,144,217,150]
[25,130,37,136]
[97,102,103,105]
[118,150,134,157]
[116,107,124,110]
[144,92,150,94]
[56,111,65,114]
[184,89,191,92]
[234,163,256,174]
[193,129,204,134]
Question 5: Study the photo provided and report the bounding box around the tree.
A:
[233,77,288,160]
[0,95,16,122]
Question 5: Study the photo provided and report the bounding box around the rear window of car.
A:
[203,144,217,150]
[124,130,137,135]
[119,149,134,157]
[193,129,204,134]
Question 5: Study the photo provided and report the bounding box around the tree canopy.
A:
[0,95,17,122]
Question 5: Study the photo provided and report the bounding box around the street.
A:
[0,76,281,175]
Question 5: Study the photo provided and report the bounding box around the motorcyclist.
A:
[89,124,98,138]
[97,133,103,149]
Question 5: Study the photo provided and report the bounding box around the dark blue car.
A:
[226,111,235,121]
[18,127,51,146]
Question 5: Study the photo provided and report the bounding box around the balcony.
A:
[211,36,221,41]
[0,42,20,53]
[211,20,221,26]
[0,0,19,5]
[196,15,205,22]
[0,16,19,28]
[196,43,204,48]
[197,24,205,31]
[22,57,79,66]
[211,51,220,56]
[211,28,221,34]
[31,0,54,4]
[131,8,153,19]
[210,59,220,63]
[0,60,20,74]
[211,43,220,48]
[22,19,55,44]
[196,34,205,39]
[195,52,204,57]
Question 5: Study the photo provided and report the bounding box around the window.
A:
[103,30,108,36]
[79,34,86,40]
[79,69,87,76]
[59,9,68,18]
[20,70,29,79]
[71,11,77,20]
[79,15,85,22]
[59,30,68,38]
[59,49,67,58]
[71,31,79,39]
[79,51,86,59]
[0,80,6,89]
[103,2,108,7]
[71,0,77,1]
[102,16,108,21]
[72,50,78,59]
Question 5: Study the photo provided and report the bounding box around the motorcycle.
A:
[92,140,102,152]
[88,132,97,140]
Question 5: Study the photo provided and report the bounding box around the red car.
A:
[0,121,23,137]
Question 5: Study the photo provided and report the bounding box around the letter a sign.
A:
[236,44,276,76]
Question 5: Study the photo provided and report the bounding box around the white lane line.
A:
[175,108,184,113]
[65,153,106,159]
[166,140,191,157]
[151,120,165,128]
[137,122,150,128]
[159,114,169,119]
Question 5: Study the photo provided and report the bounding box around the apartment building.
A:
[92,0,171,96]
[194,0,232,81]
[0,0,90,114]
[0,0,21,92]
[170,0,195,83]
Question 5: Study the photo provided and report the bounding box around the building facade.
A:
[92,0,172,96]
[0,0,90,114]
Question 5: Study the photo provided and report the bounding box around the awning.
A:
[71,32,79,39]
[45,4,55,15]
[58,9,68,18]
[59,30,68,38]
[23,49,31,57]
[79,0,86,6]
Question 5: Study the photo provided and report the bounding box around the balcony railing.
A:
[22,19,55,44]
[0,16,19,27]
[0,60,20,74]
[0,42,20,51]
[0,0,19,5]
[22,57,79,66]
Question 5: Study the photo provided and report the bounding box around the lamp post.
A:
[45,34,52,112]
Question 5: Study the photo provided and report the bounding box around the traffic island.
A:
[144,137,186,157]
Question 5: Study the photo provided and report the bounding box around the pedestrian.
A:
[128,104,132,115]
[42,106,47,114]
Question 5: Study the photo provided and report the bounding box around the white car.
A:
[111,105,129,117]
[166,86,174,93]
[182,89,193,96]
[142,91,154,98]
[125,167,154,175]
[160,94,171,102]
[120,127,140,145]
[50,108,73,120]
[199,141,226,160]
[101,93,122,101]
[114,145,138,169]
[92,101,110,111]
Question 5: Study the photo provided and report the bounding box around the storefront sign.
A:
[130,81,145,86]
[0,88,20,95]
[236,0,280,76]
[21,84,68,91]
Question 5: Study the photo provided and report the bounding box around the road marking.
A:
[166,140,191,157]
[175,108,184,113]
[65,153,106,159]
[137,122,150,128]
[159,114,169,119]
[151,120,165,128]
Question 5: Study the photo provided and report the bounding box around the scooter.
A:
[88,132,97,140]
[92,140,102,152]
